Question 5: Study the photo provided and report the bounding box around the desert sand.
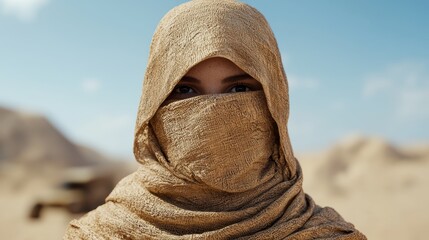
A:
[299,135,429,240]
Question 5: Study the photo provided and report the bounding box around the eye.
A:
[174,85,195,94]
[229,85,252,93]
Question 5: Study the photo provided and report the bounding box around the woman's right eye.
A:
[174,86,195,94]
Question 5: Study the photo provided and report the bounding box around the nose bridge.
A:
[200,76,225,95]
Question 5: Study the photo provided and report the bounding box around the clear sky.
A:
[1,0,428,159]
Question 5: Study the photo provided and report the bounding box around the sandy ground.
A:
[0,177,80,240]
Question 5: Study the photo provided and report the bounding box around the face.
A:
[164,57,262,104]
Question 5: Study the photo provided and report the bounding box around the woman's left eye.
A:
[229,85,251,93]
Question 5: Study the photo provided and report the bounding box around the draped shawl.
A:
[64,0,366,239]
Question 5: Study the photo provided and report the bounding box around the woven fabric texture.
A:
[64,0,366,239]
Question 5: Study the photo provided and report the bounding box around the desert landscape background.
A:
[0,106,138,239]
[1,105,428,239]
[1,1,428,239]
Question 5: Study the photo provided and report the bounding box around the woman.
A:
[64,0,366,239]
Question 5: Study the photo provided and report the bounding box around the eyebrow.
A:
[180,74,253,83]
[222,74,253,83]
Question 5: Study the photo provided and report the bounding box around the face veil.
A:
[64,1,367,239]
[150,91,278,193]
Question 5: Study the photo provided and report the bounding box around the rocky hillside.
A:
[0,106,104,167]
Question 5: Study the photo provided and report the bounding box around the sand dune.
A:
[299,135,429,240]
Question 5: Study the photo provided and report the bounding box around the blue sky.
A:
[1,0,428,159]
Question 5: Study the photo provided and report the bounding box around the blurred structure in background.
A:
[29,167,117,219]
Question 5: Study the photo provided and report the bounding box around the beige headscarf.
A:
[64,0,366,239]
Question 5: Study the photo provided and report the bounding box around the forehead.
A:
[185,57,247,77]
